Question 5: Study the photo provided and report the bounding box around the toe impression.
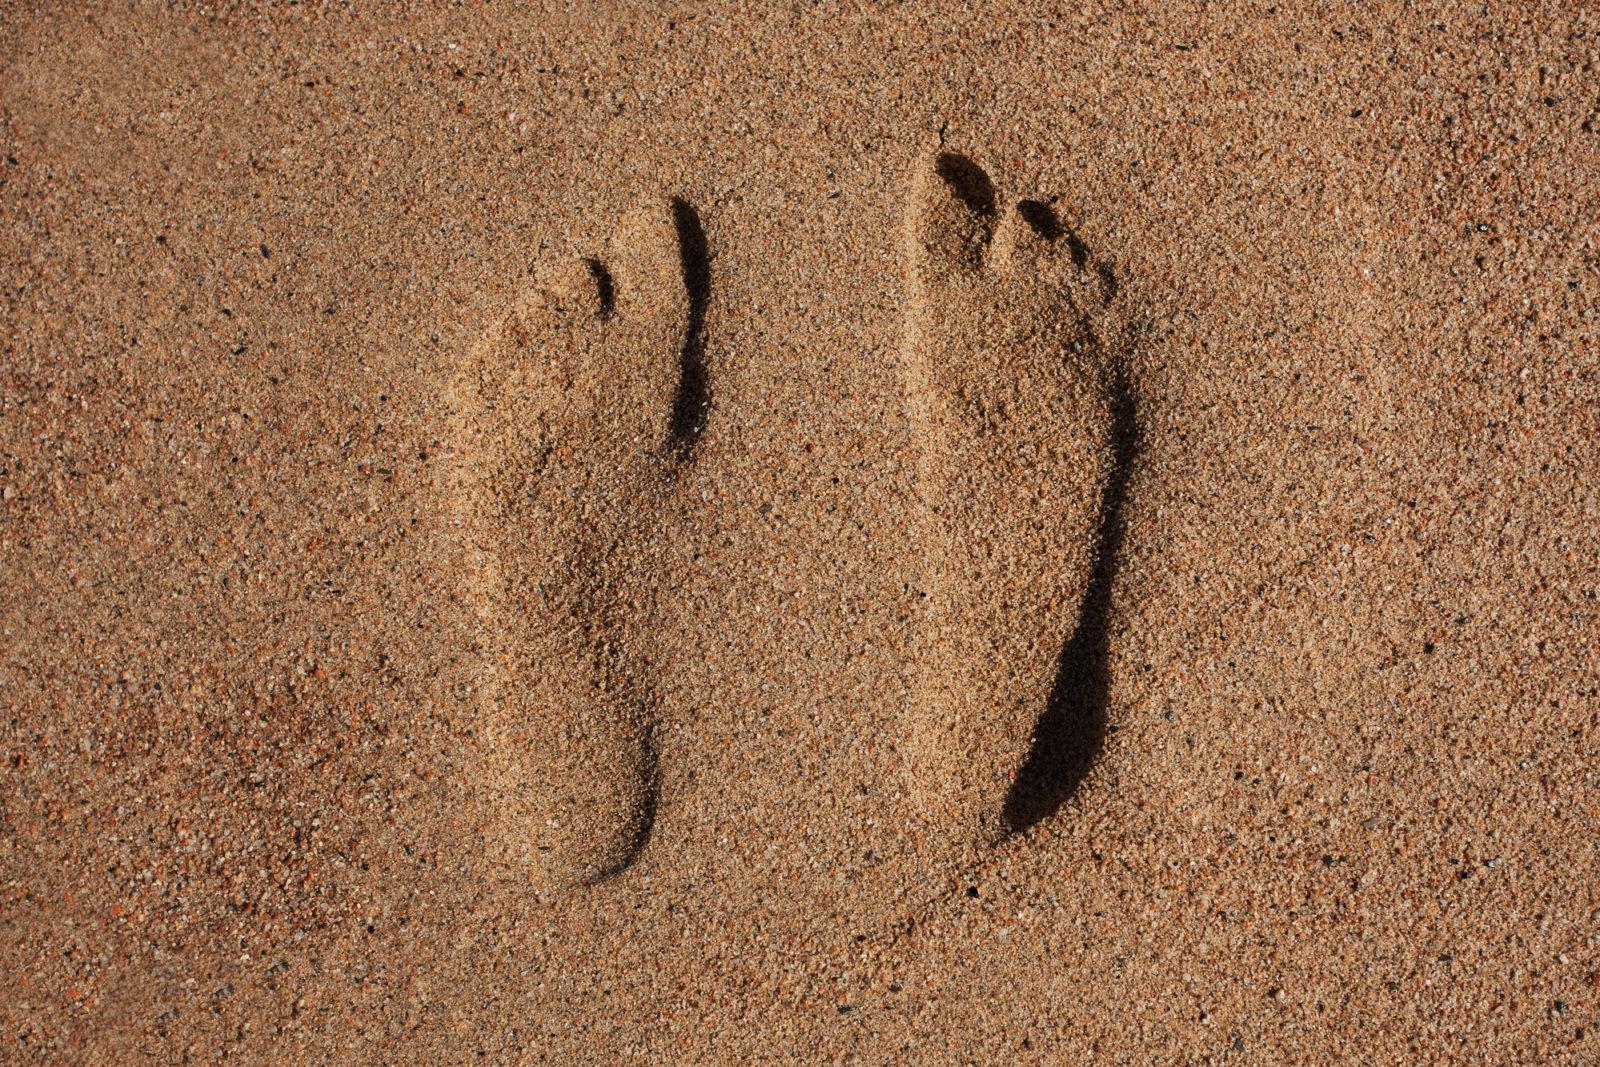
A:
[905,151,998,291]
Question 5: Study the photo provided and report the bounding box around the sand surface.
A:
[3,2,1599,1061]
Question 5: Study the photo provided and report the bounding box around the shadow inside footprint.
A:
[1016,198,1064,241]
[669,197,711,454]
[1002,363,1138,835]
[596,723,660,884]
[935,152,997,218]
[583,258,617,320]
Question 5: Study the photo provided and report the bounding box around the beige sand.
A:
[3,2,1598,1061]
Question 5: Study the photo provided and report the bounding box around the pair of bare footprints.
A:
[454,154,1124,890]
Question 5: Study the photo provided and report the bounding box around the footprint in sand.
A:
[902,152,1127,851]
[452,199,708,889]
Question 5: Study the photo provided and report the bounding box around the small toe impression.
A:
[518,258,609,325]
[993,199,1117,312]
[583,258,617,320]
[1016,199,1065,241]
[906,152,998,285]
[992,198,1065,276]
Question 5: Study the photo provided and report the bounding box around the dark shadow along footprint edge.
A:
[1002,351,1138,835]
